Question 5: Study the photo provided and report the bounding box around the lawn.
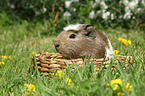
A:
[0,21,145,96]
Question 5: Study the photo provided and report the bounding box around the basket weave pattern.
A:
[32,52,133,76]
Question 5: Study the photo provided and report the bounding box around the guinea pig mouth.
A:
[55,45,60,52]
[58,49,78,59]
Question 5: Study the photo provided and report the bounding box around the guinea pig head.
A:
[54,24,109,59]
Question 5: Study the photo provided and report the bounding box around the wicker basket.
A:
[32,52,133,76]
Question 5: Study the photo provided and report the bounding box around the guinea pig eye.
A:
[69,34,76,39]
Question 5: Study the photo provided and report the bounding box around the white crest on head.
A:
[63,24,82,31]
[105,39,114,58]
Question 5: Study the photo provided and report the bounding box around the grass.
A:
[0,21,144,96]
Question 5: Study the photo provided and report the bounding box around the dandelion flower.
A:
[55,70,65,78]
[118,92,122,96]
[0,62,4,66]
[68,82,71,86]
[1,55,7,59]
[127,40,131,45]
[118,38,123,41]
[108,79,132,96]
[119,38,131,46]
[32,51,35,55]
[110,79,122,91]
[121,39,127,44]
[125,42,128,46]
[27,92,30,95]
[115,79,122,84]
[125,40,131,46]
[66,78,71,83]
[113,50,118,55]
[113,84,119,90]
[24,83,35,95]
[125,83,132,91]
[66,78,71,86]
[9,56,11,59]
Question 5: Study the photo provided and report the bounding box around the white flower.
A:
[128,1,138,10]
[102,10,105,13]
[72,0,79,2]
[123,0,129,5]
[63,11,71,19]
[65,1,72,8]
[136,8,143,14]
[125,6,130,12]
[124,11,132,19]
[119,15,122,19]
[111,14,114,20]
[42,7,47,13]
[102,11,110,20]
[92,2,97,8]
[107,12,110,15]
[11,4,15,8]
[134,0,139,4]
[119,1,122,4]
[35,11,40,15]
[73,8,76,11]
[95,0,101,4]
[89,11,95,19]
[97,10,101,14]
[142,0,145,6]
[137,8,142,11]
[100,1,108,10]
[133,16,136,19]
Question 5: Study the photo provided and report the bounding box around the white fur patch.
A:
[63,24,82,31]
[105,39,114,58]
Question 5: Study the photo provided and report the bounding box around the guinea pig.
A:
[54,24,114,59]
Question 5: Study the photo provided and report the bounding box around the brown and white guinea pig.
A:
[54,24,114,59]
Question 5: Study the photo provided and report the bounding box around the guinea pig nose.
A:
[55,45,60,52]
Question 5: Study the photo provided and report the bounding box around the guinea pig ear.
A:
[82,24,96,39]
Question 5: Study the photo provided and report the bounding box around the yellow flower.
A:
[66,78,72,86]
[113,50,118,55]
[118,92,122,96]
[124,40,131,46]
[1,55,7,59]
[9,56,11,59]
[125,83,132,91]
[55,70,65,78]
[66,78,71,83]
[121,39,127,44]
[27,92,30,95]
[115,79,122,84]
[110,79,122,91]
[24,84,29,87]
[32,51,35,55]
[0,62,4,66]
[127,40,131,45]
[108,79,132,95]
[113,84,119,90]
[135,57,138,60]
[125,42,128,46]
[24,83,35,95]
[118,38,123,41]
[68,82,71,86]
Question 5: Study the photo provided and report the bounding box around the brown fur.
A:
[54,24,108,59]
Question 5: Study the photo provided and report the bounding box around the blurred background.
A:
[0,0,145,35]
